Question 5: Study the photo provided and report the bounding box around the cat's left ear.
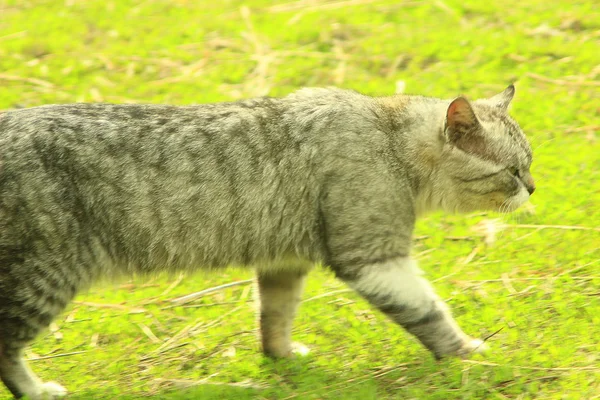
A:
[488,84,515,111]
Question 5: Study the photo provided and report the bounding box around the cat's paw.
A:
[291,342,310,357]
[29,382,68,399]
[264,341,310,358]
[457,338,488,359]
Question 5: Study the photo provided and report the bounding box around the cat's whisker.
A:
[495,199,516,243]
[532,137,555,152]
[499,198,510,214]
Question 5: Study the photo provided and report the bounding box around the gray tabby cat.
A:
[0,85,534,399]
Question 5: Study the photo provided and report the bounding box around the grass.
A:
[1,0,599,398]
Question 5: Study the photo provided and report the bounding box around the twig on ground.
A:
[445,236,477,241]
[482,327,504,343]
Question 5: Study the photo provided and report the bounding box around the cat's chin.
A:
[497,190,530,213]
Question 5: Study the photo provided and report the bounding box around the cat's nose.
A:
[525,175,535,195]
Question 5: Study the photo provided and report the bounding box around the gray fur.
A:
[0,85,533,398]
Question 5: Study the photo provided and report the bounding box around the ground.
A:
[0,0,599,399]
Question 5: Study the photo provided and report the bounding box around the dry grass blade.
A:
[269,0,422,13]
[508,223,600,232]
[138,323,162,344]
[527,72,600,87]
[239,5,273,96]
[152,377,268,390]
[169,279,254,305]
[463,360,600,371]
[565,125,600,133]
[0,30,27,41]
[160,273,185,297]
[302,288,352,303]
[461,245,480,265]
[150,306,246,357]
[501,273,518,294]
[283,363,416,399]
[152,322,195,354]
[557,259,600,276]
[72,301,147,313]
[28,351,88,362]
[0,73,54,88]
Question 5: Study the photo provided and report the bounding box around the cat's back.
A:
[0,100,324,271]
[0,103,201,169]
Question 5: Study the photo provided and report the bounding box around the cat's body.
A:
[0,86,534,399]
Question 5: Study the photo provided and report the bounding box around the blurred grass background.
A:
[1,0,599,399]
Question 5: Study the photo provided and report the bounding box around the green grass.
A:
[1,0,599,398]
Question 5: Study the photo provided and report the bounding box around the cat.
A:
[0,84,534,399]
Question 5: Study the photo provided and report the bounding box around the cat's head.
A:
[433,85,534,214]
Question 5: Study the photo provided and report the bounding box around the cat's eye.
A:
[510,168,520,178]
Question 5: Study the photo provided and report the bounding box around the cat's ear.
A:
[488,84,515,111]
[444,97,485,153]
[445,97,480,139]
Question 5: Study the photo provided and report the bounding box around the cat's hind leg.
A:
[0,255,76,399]
[0,341,67,399]
[256,268,309,358]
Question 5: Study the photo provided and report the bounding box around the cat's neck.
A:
[378,96,450,216]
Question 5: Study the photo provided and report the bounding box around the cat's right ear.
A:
[444,97,484,153]
[488,84,515,111]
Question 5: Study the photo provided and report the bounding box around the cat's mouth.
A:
[497,189,530,213]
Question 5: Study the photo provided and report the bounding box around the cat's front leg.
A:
[341,257,486,359]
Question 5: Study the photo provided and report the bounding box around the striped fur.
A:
[0,85,531,398]
[346,258,485,358]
